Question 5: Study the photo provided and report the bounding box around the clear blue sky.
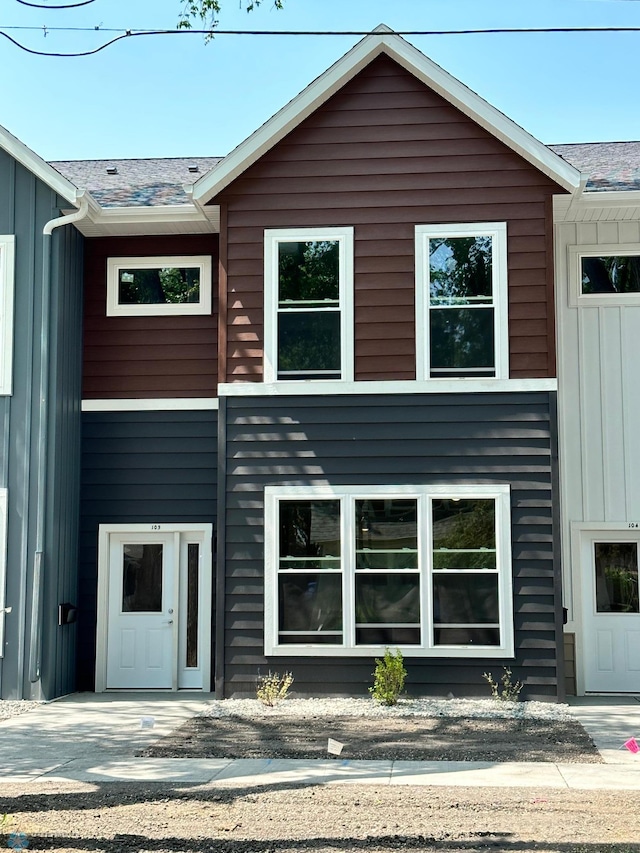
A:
[2,0,640,160]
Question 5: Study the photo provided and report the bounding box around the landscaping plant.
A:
[369,647,407,706]
[483,666,523,702]
[256,670,294,706]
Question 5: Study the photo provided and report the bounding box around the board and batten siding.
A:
[83,235,219,399]
[556,219,640,622]
[216,55,564,384]
[78,410,218,689]
[0,148,84,699]
[223,392,563,701]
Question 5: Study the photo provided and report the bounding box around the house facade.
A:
[4,26,636,701]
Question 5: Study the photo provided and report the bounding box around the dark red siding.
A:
[218,54,564,382]
[83,235,219,398]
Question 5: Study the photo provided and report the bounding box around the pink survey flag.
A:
[623,737,639,754]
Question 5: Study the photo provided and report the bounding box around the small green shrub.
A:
[369,647,407,706]
[256,671,294,707]
[483,666,523,702]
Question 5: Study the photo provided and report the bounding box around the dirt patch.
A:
[1,783,639,853]
[139,714,601,763]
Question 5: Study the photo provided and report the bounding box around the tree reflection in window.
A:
[277,240,341,379]
[429,236,495,376]
[582,256,640,295]
[118,267,200,305]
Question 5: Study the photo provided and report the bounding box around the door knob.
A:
[168,608,174,614]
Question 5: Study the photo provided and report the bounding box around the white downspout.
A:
[28,193,88,686]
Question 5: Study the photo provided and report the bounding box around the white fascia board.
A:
[193,25,581,204]
[82,398,219,412]
[0,124,80,204]
[218,378,558,397]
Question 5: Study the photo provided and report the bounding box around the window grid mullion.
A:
[343,495,355,648]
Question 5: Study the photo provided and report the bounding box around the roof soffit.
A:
[192,25,582,203]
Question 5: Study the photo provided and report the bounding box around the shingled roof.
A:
[50,157,222,207]
[49,142,640,210]
[550,142,640,192]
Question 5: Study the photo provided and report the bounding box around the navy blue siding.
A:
[78,410,218,689]
[223,392,562,701]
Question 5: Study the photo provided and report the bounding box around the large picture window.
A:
[415,223,508,380]
[265,484,513,657]
[0,236,15,395]
[264,227,354,382]
[106,256,212,317]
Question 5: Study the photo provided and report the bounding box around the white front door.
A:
[582,530,640,693]
[97,524,212,692]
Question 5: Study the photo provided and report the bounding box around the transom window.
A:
[106,256,212,316]
[415,223,508,380]
[265,485,513,657]
[0,236,15,395]
[582,255,640,295]
[263,227,354,382]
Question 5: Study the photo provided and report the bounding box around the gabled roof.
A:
[52,157,222,207]
[550,142,640,192]
[192,24,582,204]
[0,123,80,205]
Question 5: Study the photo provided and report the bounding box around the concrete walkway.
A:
[0,693,638,790]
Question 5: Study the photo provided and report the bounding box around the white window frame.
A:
[0,489,7,653]
[568,243,640,307]
[263,227,354,383]
[0,236,15,395]
[264,483,513,658]
[415,223,509,381]
[106,256,212,317]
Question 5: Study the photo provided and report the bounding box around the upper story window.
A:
[106,256,212,317]
[0,236,15,396]
[264,484,514,658]
[569,245,640,307]
[263,227,354,382]
[582,255,640,295]
[415,223,509,380]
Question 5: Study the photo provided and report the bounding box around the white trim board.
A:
[192,25,581,204]
[0,489,7,654]
[82,398,219,412]
[219,378,557,397]
[0,236,15,396]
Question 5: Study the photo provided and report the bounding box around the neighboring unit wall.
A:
[222,392,563,700]
[78,410,218,688]
[83,235,219,399]
[556,217,640,692]
[217,55,563,384]
[0,148,84,699]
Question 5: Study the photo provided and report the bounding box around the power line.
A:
[3,25,640,58]
[14,0,96,7]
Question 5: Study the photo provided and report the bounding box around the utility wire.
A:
[3,25,640,58]
[14,0,96,7]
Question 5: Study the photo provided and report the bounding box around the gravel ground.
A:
[0,700,41,720]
